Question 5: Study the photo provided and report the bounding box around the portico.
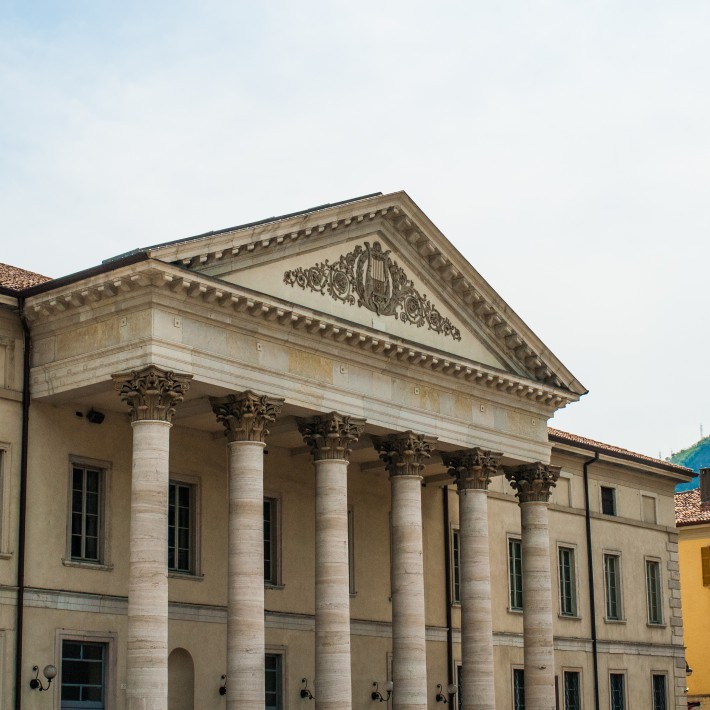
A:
[17,191,584,709]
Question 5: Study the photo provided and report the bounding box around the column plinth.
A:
[505,463,560,710]
[113,366,192,710]
[299,412,365,710]
[374,432,436,710]
[211,391,284,710]
[443,448,502,710]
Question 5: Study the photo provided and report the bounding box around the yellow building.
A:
[676,471,710,708]
[0,192,695,709]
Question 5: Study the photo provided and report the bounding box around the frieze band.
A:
[283,241,462,341]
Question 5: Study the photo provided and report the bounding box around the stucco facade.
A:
[0,192,692,709]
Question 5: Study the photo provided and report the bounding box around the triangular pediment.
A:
[144,192,586,395]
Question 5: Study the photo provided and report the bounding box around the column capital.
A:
[373,431,437,478]
[442,448,503,491]
[210,390,284,443]
[505,462,560,503]
[112,366,192,423]
[297,412,366,462]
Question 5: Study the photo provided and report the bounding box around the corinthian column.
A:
[113,366,192,710]
[442,449,502,710]
[374,432,436,710]
[210,391,284,710]
[505,463,560,710]
[298,412,366,710]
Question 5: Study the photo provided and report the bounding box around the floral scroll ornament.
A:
[283,241,462,341]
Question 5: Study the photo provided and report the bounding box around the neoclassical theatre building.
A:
[0,192,691,710]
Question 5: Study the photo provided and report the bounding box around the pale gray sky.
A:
[2,1,709,459]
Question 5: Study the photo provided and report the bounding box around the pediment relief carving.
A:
[283,240,462,342]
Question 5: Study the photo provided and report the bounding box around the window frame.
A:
[54,630,117,710]
[512,666,525,710]
[651,672,667,710]
[603,551,624,622]
[507,535,523,612]
[609,672,626,710]
[701,546,710,587]
[348,505,356,595]
[645,557,664,625]
[562,668,582,710]
[640,492,658,525]
[0,443,11,557]
[600,486,617,516]
[64,456,111,569]
[452,527,461,605]
[167,472,201,578]
[557,543,579,618]
[264,648,286,710]
[264,495,282,587]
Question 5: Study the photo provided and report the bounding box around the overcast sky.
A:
[2,1,709,460]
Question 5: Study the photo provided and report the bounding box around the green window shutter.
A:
[701,546,710,587]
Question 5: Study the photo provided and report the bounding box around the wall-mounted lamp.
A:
[371,681,393,702]
[86,409,105,425]
[219,674,227,696]
[686,662,693,677]
[300,678,315,700]
[435,683,457,703]
[29,664,57,691]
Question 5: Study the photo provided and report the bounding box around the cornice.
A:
[23,261,579,410]
[143,192,585,395]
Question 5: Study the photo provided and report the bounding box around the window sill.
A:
[265,583,285,591]
[0,551,13,560]
[603,617,626,624]
[168,571,204,581]
[558,613,582,620]
[647,621,666,628]
[508,607,523,614]
[62,559,113,572]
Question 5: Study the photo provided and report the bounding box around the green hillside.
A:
[670,437,710,490]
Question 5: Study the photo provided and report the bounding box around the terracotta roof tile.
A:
[675,488,710,526]
[548,427,693,476]
[0,263,51,291]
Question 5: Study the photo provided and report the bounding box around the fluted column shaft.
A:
[212,391,284,710]
[113,366,192,710]
[444,448,501,710]
[299,413,365,710]
[375,432,436,710]
[506,463,560,710]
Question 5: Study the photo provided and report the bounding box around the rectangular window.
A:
[563,671,581,710]
[604,554,622,620]
[610,673,625,710]
[646,559,663,624]
[348,507,355,595]
[701,546,710,587]
[71,465,103,562]
[509,538,523,611]
[601,486,616,516]
[264,498,278,585]
[558,546,577,616]
[61,640,106,709]
[168,482,194,573]
[652,674,667,710]
[513,668,525,710]
[265,653,282,710]
[452,529,461,604]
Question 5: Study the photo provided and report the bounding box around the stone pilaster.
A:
[374,432,436,710]
[299,413,366,710]
[505,463,560,710]
[113,366,192,710]
[442,449,502,710]
[211,391,284,710]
